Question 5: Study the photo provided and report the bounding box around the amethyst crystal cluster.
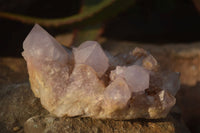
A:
[22,24,180,119]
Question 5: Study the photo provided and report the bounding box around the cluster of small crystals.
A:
[22,24,180,119]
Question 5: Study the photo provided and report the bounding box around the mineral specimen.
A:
[22,24,180,119]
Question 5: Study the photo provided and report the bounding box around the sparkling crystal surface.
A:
[22,24,180,120]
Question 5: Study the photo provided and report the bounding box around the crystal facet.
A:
[104,77,131,109]
[110,65,149,93]
[22,24,180,120]
[73,41,109,77]
[23,24,68,64]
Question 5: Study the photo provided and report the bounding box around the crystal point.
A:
[73,41,109,77]
[111,65,149,93]
[23,24,68,64]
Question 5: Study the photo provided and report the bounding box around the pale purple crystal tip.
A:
[73,41,109,77]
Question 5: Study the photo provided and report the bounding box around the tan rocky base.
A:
[24,114,189,133]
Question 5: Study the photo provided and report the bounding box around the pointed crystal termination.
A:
[110,65,149,93]
[73,41,109,77]
[22,24,68,64]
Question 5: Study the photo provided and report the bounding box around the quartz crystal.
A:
[73,41,109,77]
[104,77,131,109]
[22,24,180,119]
[23,24,68,64]
[110,65,149,93]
